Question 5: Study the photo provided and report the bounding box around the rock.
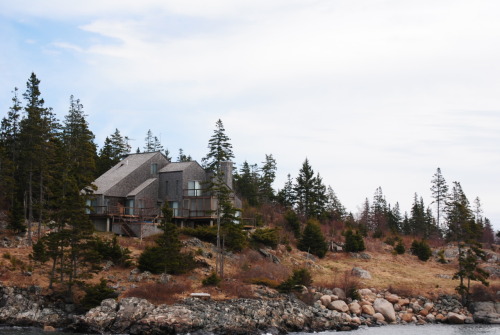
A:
[435,274,452,279]
[351,267,372,279]
[373,298,396,323]
[401,312,414,322]
[319,295,331,306]
[373,313,385,322]
[332,288,346,300]
[398,298,410,306]
[361,304,375,315]
[472,301,500,324]
[385,293,399,304]
[158,273,171,284]
[43,325,56,331]
[349,302,361,315]
[259,248,281,264]
[426,313,436,323]
[103,260,114,271]
[351,316,361,324]
[447,312,466,324]
[328,300,349,313]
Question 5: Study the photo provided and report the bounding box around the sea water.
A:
[0,324,498,334]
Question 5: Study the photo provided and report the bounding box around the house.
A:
[87,151,241,237]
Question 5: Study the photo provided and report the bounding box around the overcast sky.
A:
[1,1,499,231]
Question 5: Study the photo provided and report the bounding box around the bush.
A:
[80,279,117,311]
[278,268,312,293]
[93,236,132,267]
[202,272,221,286]
[251,228,279,249]
[138,246,195,274]
[298,219,328,258]
[410,240,432,261]
[394,241,405,255]
[384,235,402,246]
[181,226,217,244]
[343,229,365,252]
[437,249,447,263]
[284,210,301,238]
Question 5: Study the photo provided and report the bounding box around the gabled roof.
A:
[127,178,157,197]
[93,152,160,195]
[159,161,200,173]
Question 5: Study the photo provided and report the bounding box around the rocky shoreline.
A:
[0,284,499,334]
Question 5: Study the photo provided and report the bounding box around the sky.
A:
[1,1,499,231]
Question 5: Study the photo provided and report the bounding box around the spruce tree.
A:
[431,167,449,230]
[259,154,277,203]
[298,219,328,258]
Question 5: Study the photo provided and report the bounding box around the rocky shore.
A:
[0,284,499,334]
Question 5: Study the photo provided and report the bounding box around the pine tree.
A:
[97,129,130,175]
[234,161,259,206]
[294,159,326,219]
[325,186,346,221]
[177,148,192,162]
[431,167,449,230]
[259,154,277,203]
[298,219,328,258]
[202,119,237,278]
[277,174,295,208]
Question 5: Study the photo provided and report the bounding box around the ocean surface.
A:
[0,324,498,334]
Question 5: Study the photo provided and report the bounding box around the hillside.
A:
[0,227,498,306]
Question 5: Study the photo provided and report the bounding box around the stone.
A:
[328,300,349,313]
[332,288,346,300]
[349,302,361,315]
[351,316,361,324]
[320,295,331,306]
[351,267,372,279]
[361,304,375,316]
[373,298,396,323]
[447,312,466,324]
[426,313,436,323]
[385,293,399,304]
[373,313,385,322]
[398,298,410,306]
[43,325,56,332]
[401,312,414,322]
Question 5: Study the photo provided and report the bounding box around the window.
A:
[151,163,158,174]
[169,201,179,217]
[125,199,134,215]
[187,180,201,196]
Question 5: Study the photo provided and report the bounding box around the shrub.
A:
[298,219,328,258]
[437,249,447,263]
[278,268,312,293]
[343,229,366,252]
[251,228,280,249]
[202,272,221,286]
[394,241,406,255]
[93,236,132,267]
[181,226,217,243]
[284,210,301,238]
[410,240,432,261]
[372,229,384,239]
[384,235,402,246]
[80,279,117,311]
[138,247,195,274]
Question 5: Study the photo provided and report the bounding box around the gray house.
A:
[88,152,241,236]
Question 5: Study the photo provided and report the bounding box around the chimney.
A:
[220,161,233,190]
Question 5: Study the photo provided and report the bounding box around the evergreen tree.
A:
[143,129,163,152]
[259,154,277,203]
[431,167,449,230]
[96,128,130,175]
[298,219,328,258]
[202,119,237,278]
[446,181,488,304]
[138,203,194,274]
[19,73,60,244]
[325,186,346,221]
[177,148,192,162]
[294,159,326,219]
[277,174,295,208]
[234,161,259,206]
[370,187,388,234]
[387,203,402,234]
[343,229,366,252]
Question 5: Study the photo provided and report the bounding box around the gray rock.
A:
[351,267,372,279]
[373,298,396,323]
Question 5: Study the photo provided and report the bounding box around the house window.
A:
[187,180,202,196]
[126,199,134,215]
[169,201,179,217]
[151,163,158,174]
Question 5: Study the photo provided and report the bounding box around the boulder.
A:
[401,312,414,322]
[332,288,346,300]
[447,312,466,324]
[361,304,375,316]
[373,298,396,323]
[373,313,385,322]
[328,300,349,313]
[349,302,361,315]
[319,295,331,306]
[385,293,399,304]
[398,298,410,306]
[351,267,372,279]
[472,301,500,324]
[426,313,436,323]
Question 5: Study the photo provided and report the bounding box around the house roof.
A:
[127,178,157,197]
[93,152,159,195]
[159,161,198,173]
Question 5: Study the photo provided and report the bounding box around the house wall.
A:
[131,179,160,210]
[158,163,207,202]
[106,152,168,198]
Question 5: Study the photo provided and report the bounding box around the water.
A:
[296,324,499,335]
[0,324,498,334]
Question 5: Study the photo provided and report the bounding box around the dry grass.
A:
[123,280,192,305]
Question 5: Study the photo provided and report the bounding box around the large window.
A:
[151,163,158,174]
[125,199,134,215]
[169,201,179,217]
[187,180,202,196]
